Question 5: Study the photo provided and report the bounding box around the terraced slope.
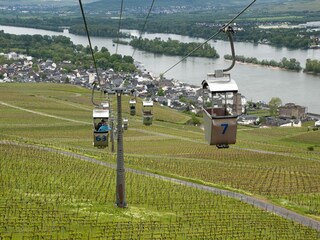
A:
[0,83,319,238]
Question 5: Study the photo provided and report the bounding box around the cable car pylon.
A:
[114,88,127,208]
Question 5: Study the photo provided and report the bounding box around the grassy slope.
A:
[0,83,320,238]
[0,0,96,6]
[2,143,319,239]
[261,0,320,13]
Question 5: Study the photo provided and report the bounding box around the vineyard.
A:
[0,83,320,239]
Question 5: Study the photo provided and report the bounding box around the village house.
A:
[279,103,307,120]
[280,120,302,127]
[238,115,260,125]
[265,116,302,127]
[2,52,315,120]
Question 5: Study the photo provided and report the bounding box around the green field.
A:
[261,0,320,13]
[0,83,320,239]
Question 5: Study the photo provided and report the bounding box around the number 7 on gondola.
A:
[221,123,229,134]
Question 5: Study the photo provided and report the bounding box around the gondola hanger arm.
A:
[160,0,256,78]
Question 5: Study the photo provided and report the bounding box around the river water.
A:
[1,25,319,113]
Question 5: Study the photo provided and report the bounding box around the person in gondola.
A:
[96,119,104,131]
[98,120,111,132]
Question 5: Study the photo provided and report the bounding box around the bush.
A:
[307,146,314,151]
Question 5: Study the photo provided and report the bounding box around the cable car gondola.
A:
[93,102,110,148]
[129,99,136,116]
[123,118,128,130]
[142,99,153,125]
[129,89,136,116]
[202,71,241,148]
[202,26,241,149]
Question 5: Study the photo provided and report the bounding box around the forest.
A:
[129,37,219,58]
[224,54,302,71]
[0,31,136,72]
[223,54,320,74]
[0,0,318,50]
[304,59,320,75]
[0,15,313,50]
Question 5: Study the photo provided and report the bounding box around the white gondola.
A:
[142,99,153,125]
[202,70,241,148]
[123,118,128,130]
[201,25,242,148]
[93,102,110,148]
[129,99,136,116]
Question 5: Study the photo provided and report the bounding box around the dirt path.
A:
[37,95,92,111]
[0,101,90,125]
[2,101,319,162]
[1,140,319,232]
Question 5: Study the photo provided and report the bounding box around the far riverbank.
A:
[1,25,320,113]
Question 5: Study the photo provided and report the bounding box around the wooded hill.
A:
[0,0,297,10]
[82,0,286,11]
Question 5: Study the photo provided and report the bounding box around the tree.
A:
[100,47,109,53]
[268,97,282,116]
[64,77,70,84]
[305,59,320,74]
[190,114,201,126]
[157,88,165,96]
[32,64,39,73]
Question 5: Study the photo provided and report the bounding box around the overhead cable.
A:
[78,0,101,106]
[161,0,256,77]
[132,0,156,58]
[116,0,125,54]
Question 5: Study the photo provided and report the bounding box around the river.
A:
[1,25,319,113]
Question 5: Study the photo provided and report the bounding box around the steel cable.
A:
[161,0,256,77]
[116,0,125,54]
[78,0,101,106]
[132,0,156,58]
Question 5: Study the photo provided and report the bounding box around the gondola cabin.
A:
[142,99,153,125]
[93,102,110,148]
[123,118,128,130]
[129,99,136,116]
[202,71,241,148]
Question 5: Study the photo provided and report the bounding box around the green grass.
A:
[1,143,319,239]
[1,83,320,238]
[246,108,269,117]
[262,0,320,13]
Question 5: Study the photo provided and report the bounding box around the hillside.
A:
[0,0,96,6]
[0,0,279,6]
[83,0,287,11]
[0,0,306,10]
[0,83,320,238]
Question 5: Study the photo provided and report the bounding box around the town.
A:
[1,51,319,129]
[1,1,320,237]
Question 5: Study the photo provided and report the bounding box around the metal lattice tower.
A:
[115,89,127,208]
